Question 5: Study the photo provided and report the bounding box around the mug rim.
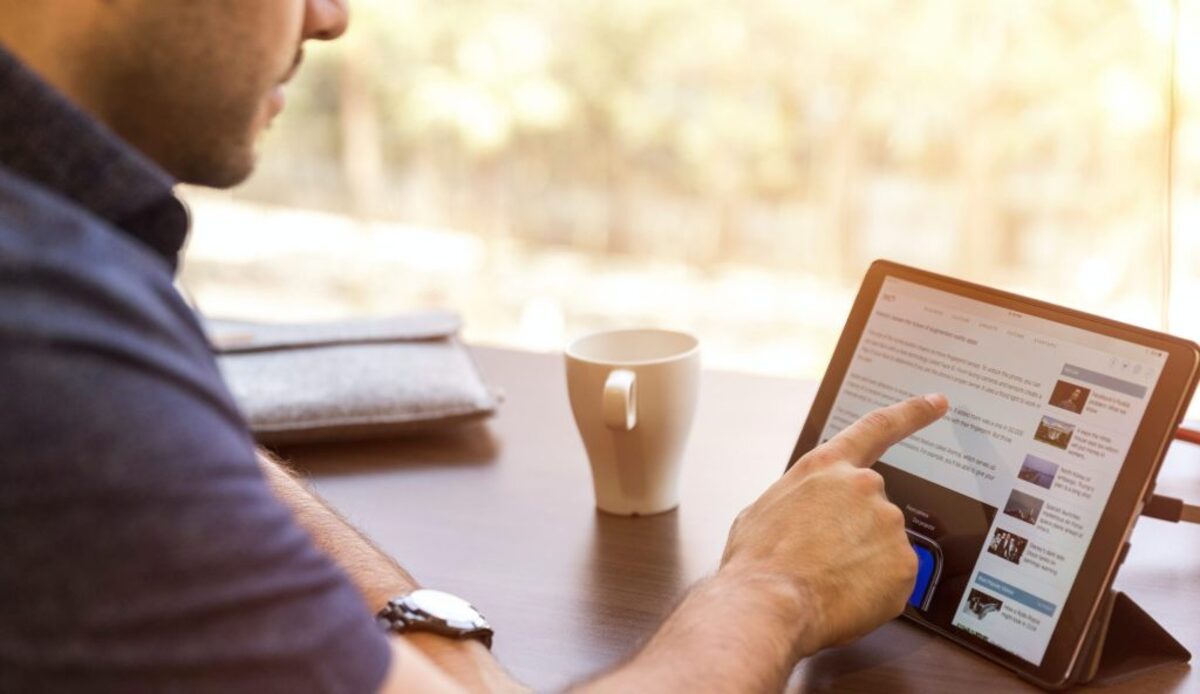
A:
[565,328,700,367]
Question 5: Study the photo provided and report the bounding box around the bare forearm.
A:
[256,449,523,692]
[577,565,815,693]
[258,449,417,607]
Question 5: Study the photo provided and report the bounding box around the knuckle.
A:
[880,501,905,527]
[803,447,840,469]
[726,509,750,541]
[793,454,818,473]
[801,466,836,491]
[861,410,897,435]
[851,467,884,492]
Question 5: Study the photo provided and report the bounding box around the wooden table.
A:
[283,347,1200,692]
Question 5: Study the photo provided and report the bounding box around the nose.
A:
[303,0,350,41]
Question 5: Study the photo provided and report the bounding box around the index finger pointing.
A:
[822,394,949,468]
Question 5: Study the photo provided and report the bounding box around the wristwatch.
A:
[376,589,494,649]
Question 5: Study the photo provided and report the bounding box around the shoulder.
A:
[0,166,391,692]
[0,162,218,394]
[0,162,175,277]
[0,162,246,479]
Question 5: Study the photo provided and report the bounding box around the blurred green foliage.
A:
[239,0,1173,290]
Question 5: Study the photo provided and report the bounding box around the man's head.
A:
[0,0,349,187]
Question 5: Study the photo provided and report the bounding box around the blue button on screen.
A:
[909,544,936,609]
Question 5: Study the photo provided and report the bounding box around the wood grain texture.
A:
[282,347,1200,692]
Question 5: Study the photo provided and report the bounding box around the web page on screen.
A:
[820,277,1166,664]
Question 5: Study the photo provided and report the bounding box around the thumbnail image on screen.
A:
[1017,454,1058,490]
[965,589,1004,621]
[1048,381,1090,414]
[1033,416,1075,450]
[1002,489,1044,526]
[986,527,1028,564]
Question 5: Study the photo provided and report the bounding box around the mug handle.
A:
[602,369,638,431]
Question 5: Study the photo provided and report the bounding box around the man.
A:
[1054,387,1086,414]
[0,1,947,691]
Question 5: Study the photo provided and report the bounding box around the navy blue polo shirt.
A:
[0,45,391,692]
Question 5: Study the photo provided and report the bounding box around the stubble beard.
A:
[90,13,282,188]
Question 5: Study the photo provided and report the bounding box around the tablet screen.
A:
[818,276,1167,666]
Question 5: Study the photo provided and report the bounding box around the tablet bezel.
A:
[786,260,1200,689]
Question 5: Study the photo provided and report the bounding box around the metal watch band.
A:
[376,591,494,649]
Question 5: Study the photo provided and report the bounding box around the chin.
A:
[175,145,259,189]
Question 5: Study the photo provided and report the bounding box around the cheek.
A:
[222,0,306,77]
[268,0,308,48]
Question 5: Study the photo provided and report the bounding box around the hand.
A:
[720,394,949,658]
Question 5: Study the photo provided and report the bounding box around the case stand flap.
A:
[1075,590,1190,685]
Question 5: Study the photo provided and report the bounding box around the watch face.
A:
[408,589,482,625]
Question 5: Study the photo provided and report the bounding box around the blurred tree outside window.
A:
[179,0,1199,396]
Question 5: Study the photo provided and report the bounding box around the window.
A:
[180,0,1197,408]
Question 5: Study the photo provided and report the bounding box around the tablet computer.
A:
[786,260,1200,689]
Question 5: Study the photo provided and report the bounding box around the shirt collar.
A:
[0,43,190,271]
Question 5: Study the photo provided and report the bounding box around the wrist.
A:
[402,633,524,693]
[583,563,820,692]
[712,561,823,661]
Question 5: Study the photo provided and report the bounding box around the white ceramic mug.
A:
[565,329,700,515]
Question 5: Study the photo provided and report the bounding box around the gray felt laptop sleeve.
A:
[203,312,500,445]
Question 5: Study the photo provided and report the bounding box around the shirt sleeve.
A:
[0,240,392,692]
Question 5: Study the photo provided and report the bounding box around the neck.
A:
[0,7,111,128]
